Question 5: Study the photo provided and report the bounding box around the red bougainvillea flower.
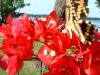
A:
[70,31,81,50]
[15,34,33,59]
[0,51,23,75]
[38,27,83,75]
[7,55,23,75]
[7,14,13,26]
[43,71,52,75]
[38,29,79,68]
[69,38,91,75]
[78,40,100,75]
[1,36,33,59]
[0,54,8,71]
[0,23,13,38]
[0,14,35,40]
[0,15,13,38]
[0,54,23,75]
[33,17,44,40]
[33,10,65,40]
[0,37,33,75]
[87,40,100,75]
[12,14,35,38]
[69,31,82,59]
[43,56,80,75]
[94,27,100,40]
[44,29,71,51]
[38,44,66,67]
[39,10,58,30]
[1,10,100,75]
[80,45,91,75]
[0,13,34,57]
[0,53,23,75]
[0,13,35,75]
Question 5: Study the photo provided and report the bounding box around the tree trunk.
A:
[53,0,66,20]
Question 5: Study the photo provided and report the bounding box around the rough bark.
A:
[54,0,66,20]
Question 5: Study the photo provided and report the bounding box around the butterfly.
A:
[54,0,96,43]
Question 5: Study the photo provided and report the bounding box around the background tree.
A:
[95,0,100,9]
[0,0,30,25]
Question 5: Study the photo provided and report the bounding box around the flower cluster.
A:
[0,10,100,75]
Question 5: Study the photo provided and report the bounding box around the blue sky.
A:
[17,0,100,18]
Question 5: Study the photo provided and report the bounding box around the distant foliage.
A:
[0,0,30,25]
[95,0,100,9]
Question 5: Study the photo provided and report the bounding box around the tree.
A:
[95,0,100,9]
[0,0,30,25]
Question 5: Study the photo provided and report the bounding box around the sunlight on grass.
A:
[18,61,48,75]
[34,41,43,55]
[0,69,8,75]
[0,36,3,46]
[0,36,3,55]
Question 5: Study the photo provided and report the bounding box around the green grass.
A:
[18,61,48,75]
[0,69,8,75]
[34,41,43,55]
[0,36,3,55]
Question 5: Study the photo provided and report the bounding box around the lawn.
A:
[0,37,48,75]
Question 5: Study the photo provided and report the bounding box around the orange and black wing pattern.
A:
[66,0,96,43]
[54,0,96,43]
